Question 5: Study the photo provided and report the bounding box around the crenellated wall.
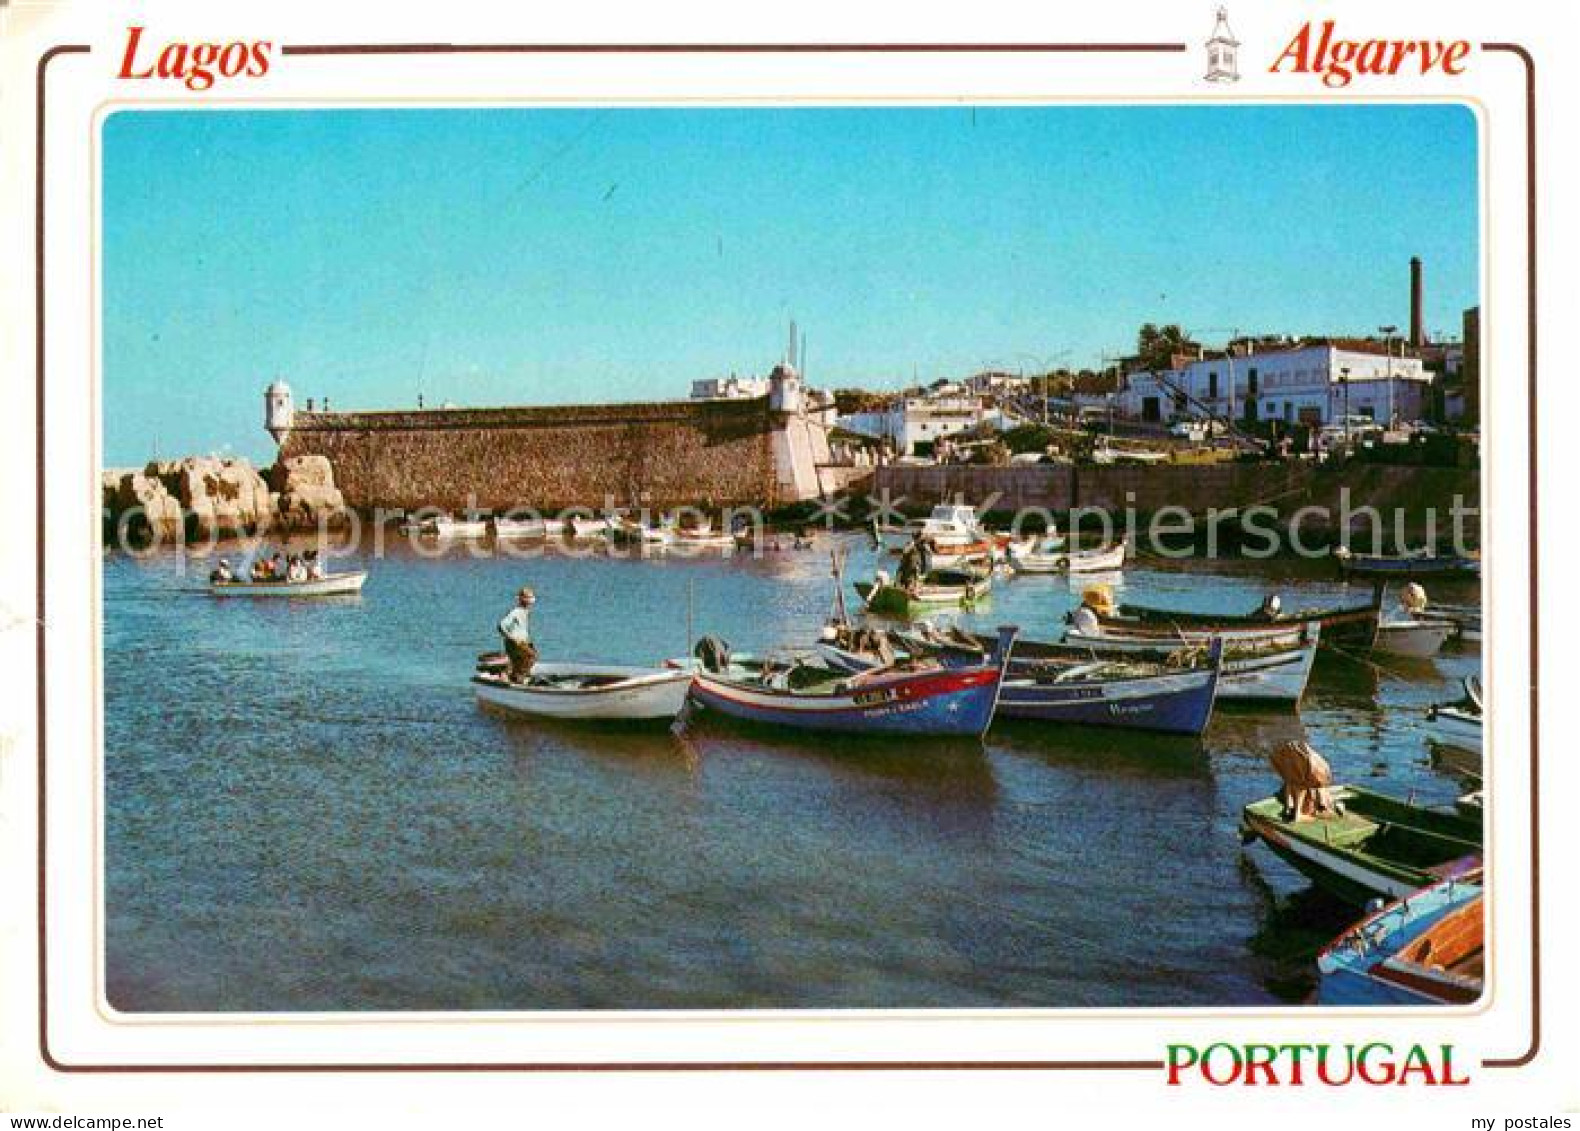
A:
[276,398,799,512]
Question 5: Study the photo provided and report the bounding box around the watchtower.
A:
[265,379,295,444]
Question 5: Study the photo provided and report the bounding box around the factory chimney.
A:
[1409,256,1425,348]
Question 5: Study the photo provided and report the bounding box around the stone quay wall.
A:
[872,461,1480,537]
[277,398,785,512]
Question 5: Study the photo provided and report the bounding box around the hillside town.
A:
[690,258,1478,472]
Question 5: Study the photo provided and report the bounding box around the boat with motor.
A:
[1335,546,1481,579]
[473,654,693,722]
[1240,741,1483,904]
[1315,877,1484,1005]
[874,503,986,552]
[1427,676,1483,753]
[683,627,1017,738]
[210,570,368,598]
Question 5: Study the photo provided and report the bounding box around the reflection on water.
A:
[104,530,1482,1011]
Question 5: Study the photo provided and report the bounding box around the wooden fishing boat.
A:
[1055,623,1320,705]
[854,567,991,616]
[420,516,489,539]
[210,570,368,598]
[473,656,693,722]
[685,627,1017,737]
[1373,618,1453,658]
[1316,879,1484,1005]
[1335,546,1481,579]
[1427,676,1483,753]
[1416,602,1482,644]
[1241,784,1483,904]
[1009,540,1126,574]
[1102,583,1384,651]
[994,638,1223,735]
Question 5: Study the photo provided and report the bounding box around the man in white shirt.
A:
[498,587,539,682]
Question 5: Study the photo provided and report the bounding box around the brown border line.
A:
[32,38,1534,1076]
[1479,41,1539,1070]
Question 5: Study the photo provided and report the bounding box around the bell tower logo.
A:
[1205,8,1241,82]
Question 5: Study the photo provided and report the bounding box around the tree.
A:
[1136,323,1194,371]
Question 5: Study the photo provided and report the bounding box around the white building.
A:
[690,374,770,400]
[1118,344,1431,428]
[840,393,988,456]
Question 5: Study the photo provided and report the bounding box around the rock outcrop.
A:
[269,454,348,529]
[101,454,349,543]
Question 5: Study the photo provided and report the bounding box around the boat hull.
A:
[473,663,693,722]
[1109,588,1382,651]
[1427,706,1482,753]
[1373,620,1453,657]
[995,664,1219,735]
[1317,881,1484,1006]
[1010,543,1125,574]
[688,664,1003,737]
[210,571,368,598]
[1338,552,1481,579]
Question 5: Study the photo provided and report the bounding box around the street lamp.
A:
[1379,324,1398,429]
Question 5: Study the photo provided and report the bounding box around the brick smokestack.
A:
[1410,256,1424,347]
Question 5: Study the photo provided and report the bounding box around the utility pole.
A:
[1379,324,1398,430]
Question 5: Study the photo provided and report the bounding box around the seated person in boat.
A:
[209,558,234,584]
[269,551,286,580]
[249,555,272,582]
[305,550,325,580]
[498,587,539,682]
[286,555,308,583]
[1253,594,1283,621]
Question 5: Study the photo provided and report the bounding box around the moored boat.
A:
[209,570,368,598]
[994,638,1223,735]
[490,516,547,538]
[1240,742,1483,904]
[421,516,490,539]
[608,516,675,546]
[854,567,991,616]
[1427,676,1483,753]
[1055,623,1320,706]
[1009,540,1126,574]
[1316,879,1484,1005]
[1416,602,1482,644]
[685,627,1017,737]
[874,503,985,553]
[569,516,613,540]
[1373,618,1453,658]
[1102,583,1384,651]
[473,656,693,722]
[1335,546,1481,579]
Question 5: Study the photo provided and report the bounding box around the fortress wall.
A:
[277,398,783,512]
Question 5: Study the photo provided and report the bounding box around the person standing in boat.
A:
[498,587,539,682]
[896,532,928,592]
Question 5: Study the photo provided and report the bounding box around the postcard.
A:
[1,0,1573,1123]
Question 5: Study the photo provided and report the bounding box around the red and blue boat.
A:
[994,638,1225,736]
[1316,877,1484,1005]
[686,627,1017,737]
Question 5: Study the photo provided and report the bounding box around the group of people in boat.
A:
[210,549,327,585]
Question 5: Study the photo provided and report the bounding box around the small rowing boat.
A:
[420,516,489,539]
[1240,742,1483,904]
[473,656,693,722]
[1416,602,1482,644]
[1427,676,1483,753]
[1055,623,1320,706]
[1372,618,1453,658]
[854,567,991,616]
[209,570,368,598]
[1335,546,1481,579]
[685,627,1016,737]
[1316,878,1483,1005]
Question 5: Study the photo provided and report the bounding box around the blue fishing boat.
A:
[993,638,1224,736]
[1316,878,1484,1005]
[685,627,1016,737]
[1335,547,1480,579]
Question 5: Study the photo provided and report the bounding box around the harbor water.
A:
[103,531,1483,1011]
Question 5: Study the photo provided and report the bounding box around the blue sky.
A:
[102,104,1478,466]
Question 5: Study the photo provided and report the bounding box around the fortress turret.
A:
[768,362,803,414]
[265,379,295,444]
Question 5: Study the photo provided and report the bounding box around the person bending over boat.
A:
[498,587,539,682]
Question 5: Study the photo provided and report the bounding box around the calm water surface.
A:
[104,531,1482,1011]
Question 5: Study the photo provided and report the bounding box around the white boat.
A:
[1010,541,1126,574]
[569,516,613,540]
[878,504,984,552]
[669,528,738,550]
[491,517,547,538]
[1373,618,1453,657]
[609,517,674,546]
[473,659,693,722]
[1428,676,1483,753]
[421,516,489,539]
[210,570,368,598]
[1417,602,1483,644]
